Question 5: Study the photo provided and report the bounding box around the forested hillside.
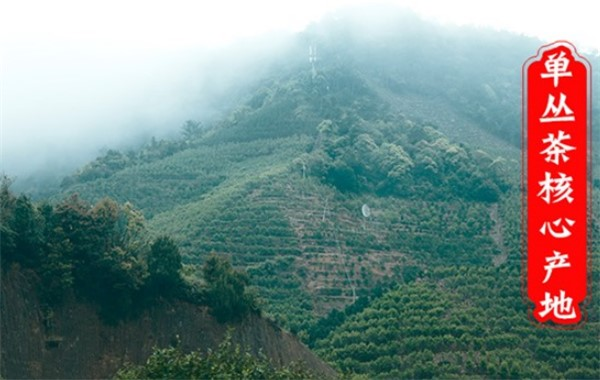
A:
[7,7,600,379]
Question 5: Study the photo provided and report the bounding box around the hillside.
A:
[27,8,600,378]
[54,14,530,333]
[315,265,599,378]
[0,267,335,379]
[0,179,335,379]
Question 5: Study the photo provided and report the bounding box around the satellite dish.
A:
[361,204,371,218]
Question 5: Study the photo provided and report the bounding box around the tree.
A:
[91,198,121,252]
[95,246,145,321]
[0,176,17,266]
[147,236,183,295]
[121,201,148,256]
[326,160,359,192]
[39,225,74,305]
[202,254,258,322]
[181,120,202,141]
[54,194,103,298]
[12,195,43,267]
[52,195,148,318]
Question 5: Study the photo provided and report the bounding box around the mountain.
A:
[11,7,600,378]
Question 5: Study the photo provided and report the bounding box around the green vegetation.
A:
[58,136,310,218]
[147,236,184,296]
[115,331,315,380]
[6,9,600,379]
[306,116,507,202]
[2,178,151,319]
[56,55,509,335]
[202,254,260,322]
[316,265,599,379]
[1,178,258,323]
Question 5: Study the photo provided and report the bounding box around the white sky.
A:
[2,0,598,51]
[1,0,598,176]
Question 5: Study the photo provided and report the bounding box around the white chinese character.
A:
[537,172,574,204]
[543,250,571,283]
[539,218,575,238]
[540,131,575,165]
[540,93,575,123]
[541,51,572,87]
[538,290,576,319]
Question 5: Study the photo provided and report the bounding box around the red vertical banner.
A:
[523,41,591,326]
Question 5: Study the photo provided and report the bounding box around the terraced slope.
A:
[315,265,599,379]
[54,11,600,367]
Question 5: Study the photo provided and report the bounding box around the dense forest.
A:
[3,7,600,379]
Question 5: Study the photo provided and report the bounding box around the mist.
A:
[1,31,295,182]
[2,0,598,186]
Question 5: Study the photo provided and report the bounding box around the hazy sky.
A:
[1,0,598,177]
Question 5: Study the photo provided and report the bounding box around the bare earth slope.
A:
[0,268,336,379]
